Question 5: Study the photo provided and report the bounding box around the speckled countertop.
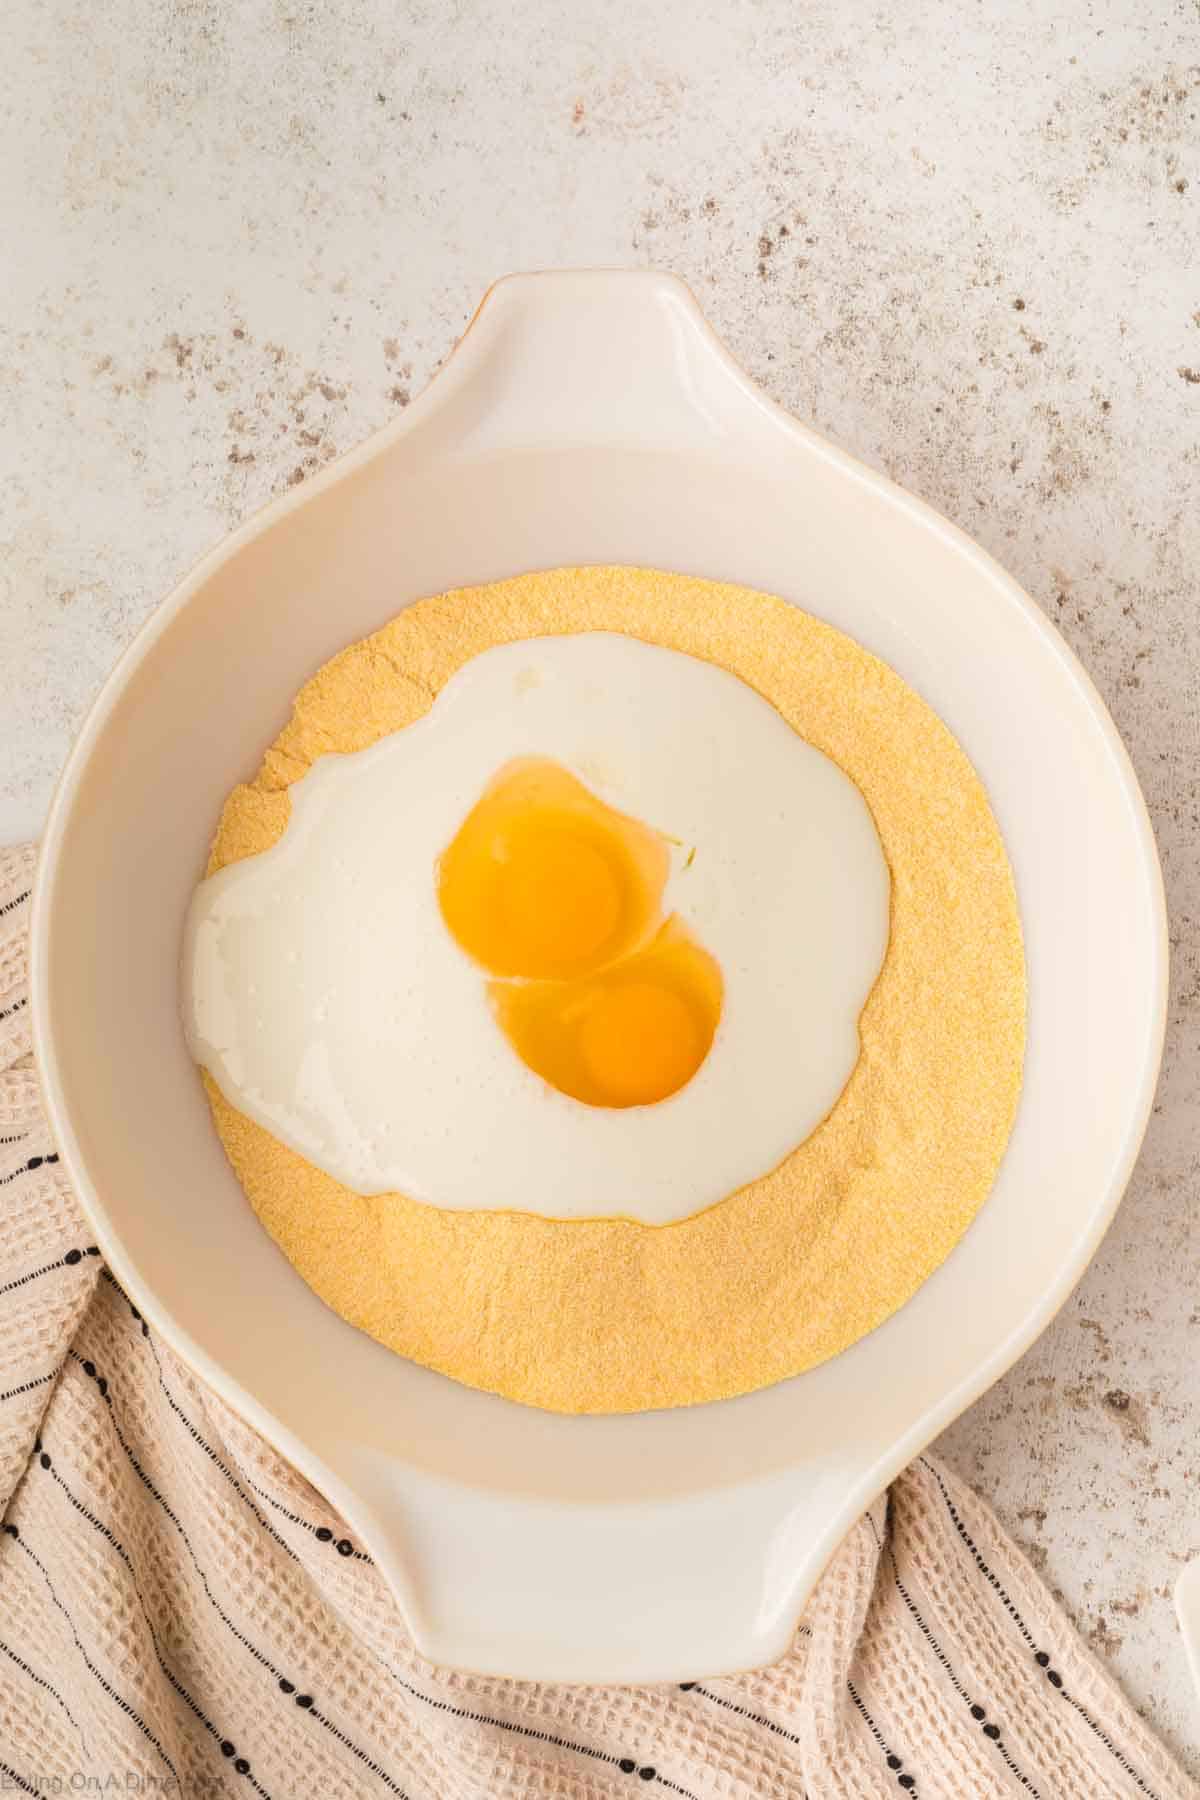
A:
[2,0,1197,1772]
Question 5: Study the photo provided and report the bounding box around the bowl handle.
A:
[327,1437,880,1684]
[406,268,796,458]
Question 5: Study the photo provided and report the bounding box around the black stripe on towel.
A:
[0,1760,42,1796]
[8,1529,180,1786]
[891,1557,1041,1797]
[0,1367,62,1405]
[102,1265,368,1568]
[392,1673,702,1800]
[683,1680,804,1748]
[848,1678,919,1795]
[68,1346,409,1798]
[0,1633,83,1739]
[37,1448,273,1799]
[921,1459,1162,1800]
[0,1151,60,1190]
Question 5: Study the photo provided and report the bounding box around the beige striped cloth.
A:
[0,842,1194,1799]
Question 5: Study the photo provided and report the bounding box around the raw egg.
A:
[438,757,723,1107]
[184,633,889,1223]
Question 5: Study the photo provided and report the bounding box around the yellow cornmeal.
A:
[203,566,1026,1414]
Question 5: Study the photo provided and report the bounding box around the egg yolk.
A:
[493,918,723,1108]
[437,758,723,1108]
[438,759,669,980]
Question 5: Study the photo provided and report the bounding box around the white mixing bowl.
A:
[32,270,1167,1683]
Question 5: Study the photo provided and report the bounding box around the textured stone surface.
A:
[1,0,1196,1770]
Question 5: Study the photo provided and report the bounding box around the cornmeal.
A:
[203,567,1026,1413]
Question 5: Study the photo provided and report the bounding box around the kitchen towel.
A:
[0,845,1193,1799]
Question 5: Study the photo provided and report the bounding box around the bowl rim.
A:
[30,269,1170,1682]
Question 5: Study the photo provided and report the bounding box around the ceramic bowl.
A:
[32,270,1167,1683]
